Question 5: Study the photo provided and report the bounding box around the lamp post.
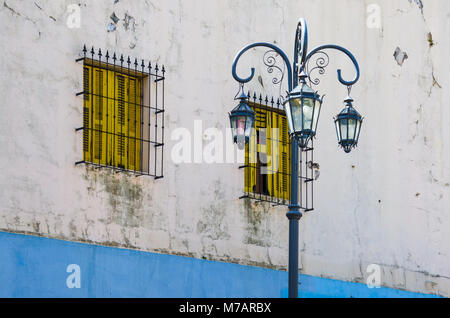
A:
[229,19,362,298]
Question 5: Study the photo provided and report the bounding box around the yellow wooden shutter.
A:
[115,74,126,168]
[245,105,258,194]
[267,112,290,201]
[258,108,268,195]
[246,105,273,195]
[106,70,115,166]
[82,65,142,170]
[280,116,290,201]
[127,77,141,171]
[83,65,107,165]
[92,68,108,165]
[266,111,279,197]
[275,113,282,199]
[245,124,257,194]
[83,67,91,161]
[266,110,276,198]
[266,111,272,197]
[112,73,142,170]
[242,103,292,201]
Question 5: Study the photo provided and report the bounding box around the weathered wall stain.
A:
[197,179,231,240]
[83,166,145,228]
[242,198,272,247]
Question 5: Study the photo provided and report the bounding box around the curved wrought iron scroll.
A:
[232,42,293,92]
[303,44,360,87]
[263,50,286,86]
[305,51,330,86]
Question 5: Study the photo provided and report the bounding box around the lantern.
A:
[334,100,363,153]
[229,92,255,149]
[283,81,323,148]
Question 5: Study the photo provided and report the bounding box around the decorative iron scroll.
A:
[263,50,285,85]
[232,42,293,92]
[305,50,330,86]
[301,44,360,87]
[263,49,286,100]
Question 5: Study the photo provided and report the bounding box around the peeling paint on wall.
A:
[242,198,272,247]
[197,180,231,240]
[393,47,408,66]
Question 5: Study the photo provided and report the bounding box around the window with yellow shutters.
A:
[241,92,292,206]
[76,46,165,178]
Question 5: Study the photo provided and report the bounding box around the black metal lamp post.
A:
[230,18,362,298]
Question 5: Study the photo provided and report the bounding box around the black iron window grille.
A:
[240,92,314,210]
[75,46,164,178]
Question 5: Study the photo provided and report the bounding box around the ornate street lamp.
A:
[230,18,362,298]
[334,96,363,153]
[229,90,255,149]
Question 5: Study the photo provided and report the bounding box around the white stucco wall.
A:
[0,0,448,296]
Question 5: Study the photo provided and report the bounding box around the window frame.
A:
[241,94,292,206]
[75,48,165,179]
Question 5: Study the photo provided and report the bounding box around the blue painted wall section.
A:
[0,232,440,298]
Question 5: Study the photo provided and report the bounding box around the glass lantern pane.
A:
[229,116,237,140]
[284,101,293,135]
[348,118,356,140]
[289,98,302,132]
[230,115,237,127]
[312,98,321,134]
[237,116,246,136]
[355,120,361,142]
[302,97,315,131]
[340,119,348,140]
[335,120,341,141]
[245,116,254,138]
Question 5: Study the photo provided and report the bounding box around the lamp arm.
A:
[303,44,360,86]
[231,42,293,91]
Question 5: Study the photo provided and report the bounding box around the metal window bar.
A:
[75,45,165,179]
[239,91,313,208]
[299,139,314,212]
